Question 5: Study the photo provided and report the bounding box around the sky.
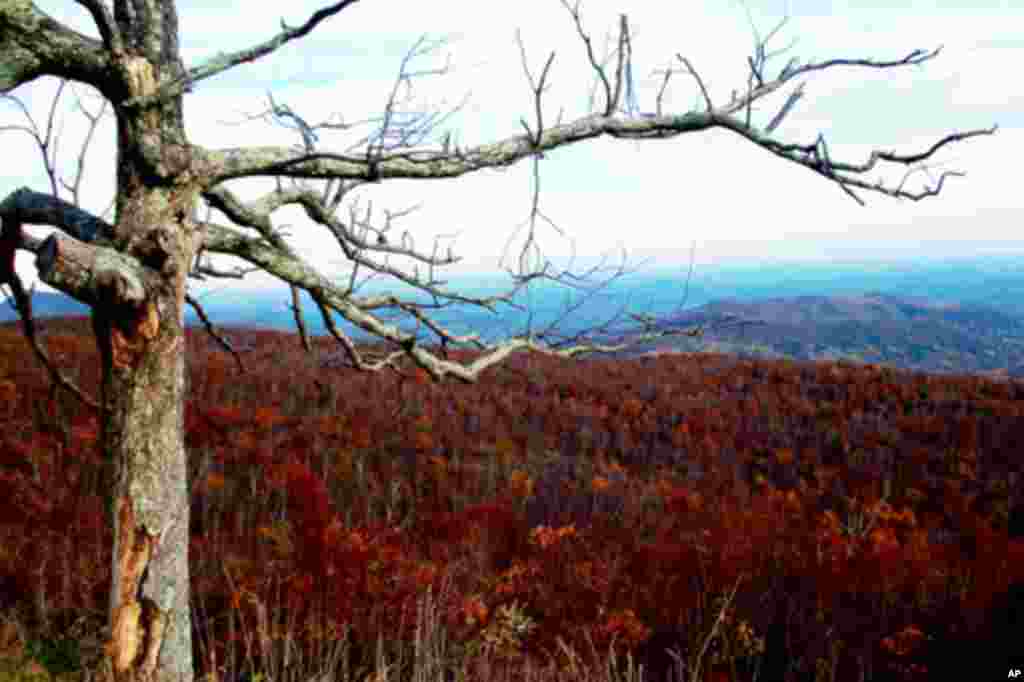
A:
[1,0,1021,297]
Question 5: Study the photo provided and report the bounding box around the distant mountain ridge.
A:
[675,292,1022,333]
[8,288,1024,380]
[611,292,1024,378]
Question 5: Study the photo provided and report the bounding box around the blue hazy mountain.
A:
[609,291,1024,376]
[5,255,1024,376]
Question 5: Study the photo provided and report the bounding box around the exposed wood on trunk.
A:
[106,494,171,682]
[96,283,193,682]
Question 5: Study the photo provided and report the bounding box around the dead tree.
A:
[0,2,995,682]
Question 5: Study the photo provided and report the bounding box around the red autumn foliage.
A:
[3,318,1024,680]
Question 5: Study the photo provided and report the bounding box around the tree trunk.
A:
[94,54,200,682]
[96,298,192,682]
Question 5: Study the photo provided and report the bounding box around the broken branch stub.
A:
[37,232,149,308]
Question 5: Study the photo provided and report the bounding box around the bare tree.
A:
[0,1,995,681]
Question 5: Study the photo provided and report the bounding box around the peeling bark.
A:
[106,495,173,682]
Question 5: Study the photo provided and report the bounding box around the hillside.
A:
[605,291,1024,379]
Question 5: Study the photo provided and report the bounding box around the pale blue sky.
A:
[2,0,1020,294]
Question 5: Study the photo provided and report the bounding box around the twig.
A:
[185,293,244,373]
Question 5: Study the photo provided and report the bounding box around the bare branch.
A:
[63,83,111,206]
[204,29,467,291]
[764,81,804,134]
[610,14,631,114]
[559,0,614,115]
[189,245,257,280]
[515,29,556,148]
[199,202,520,317]
[190,263,256,279]
[202,184,465,291]
[1,219,101,411]
[73,0,123,53]
[2,80,112,212]
[194,13,994,211]
[310,291,407,373]
[2,79,69,197]
[0,2,111,94]
[725,45,945,121]
[2,280,104,411]
[265,92,319,153]
[198,216,714,383]
[228,92,419,159]
[678,55,713,112]
[0,187,115,244]
[201,109,995,203]
[497,149,562,285]
[651,61,681,117]
[758,124,996,204]
[289,284,312,352]
[124,0,363,109]
[185,293,245,373]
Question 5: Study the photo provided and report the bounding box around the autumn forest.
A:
[0,315,1022,682]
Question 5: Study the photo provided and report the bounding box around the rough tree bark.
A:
[0,2,997,682]
[93,57,199,681]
